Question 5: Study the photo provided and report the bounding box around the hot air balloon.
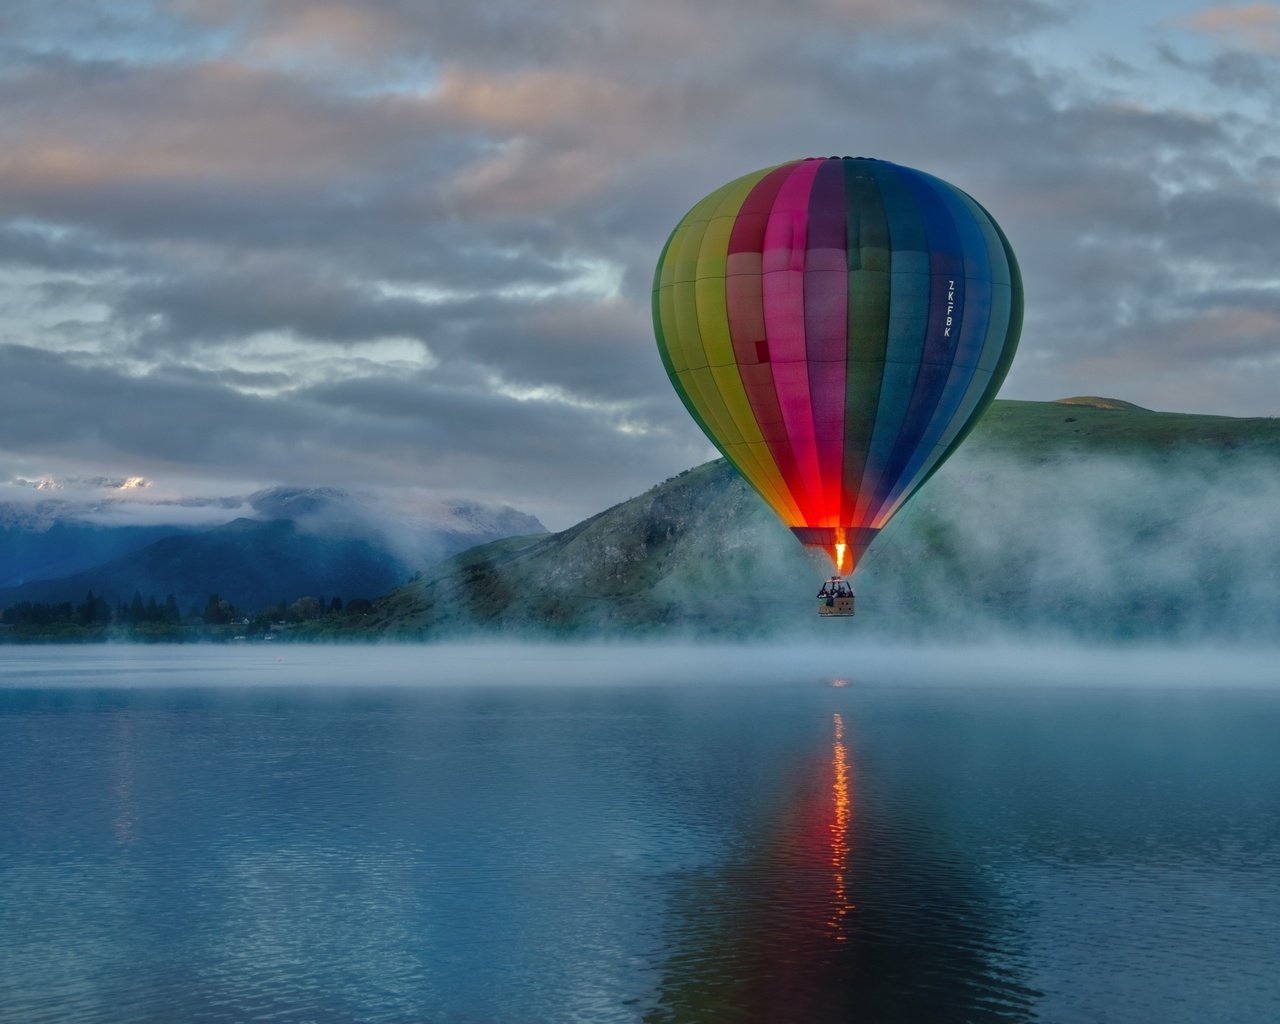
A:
[652,157,1022,615]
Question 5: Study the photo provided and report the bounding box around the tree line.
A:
[1,590,375,630]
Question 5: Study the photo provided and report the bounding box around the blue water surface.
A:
[1,644,1277,1023]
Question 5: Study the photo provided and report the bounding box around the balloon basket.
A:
[817,576,855,618]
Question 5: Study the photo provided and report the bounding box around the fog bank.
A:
[2,642,1276,691]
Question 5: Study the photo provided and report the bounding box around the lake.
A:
[1,644,1277,1023]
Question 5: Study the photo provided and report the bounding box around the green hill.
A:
[1052,396,1148,412]
[334,399,1280,642]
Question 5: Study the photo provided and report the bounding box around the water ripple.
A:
[1,657,1278,1023]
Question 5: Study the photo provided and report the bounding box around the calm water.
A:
[1,645,1278,1024]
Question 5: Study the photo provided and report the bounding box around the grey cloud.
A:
[111,267,667,410]
[1,0,1279,519]
[1157,42,1277,95]
[120,268,447,348]
[0,223,116,272]
[1203,50,1276,93]
[421,300,666,404]
[1163,187,1280,266]
[0,5,202,64]
[0,345,708,527]
[169,0,1060,74]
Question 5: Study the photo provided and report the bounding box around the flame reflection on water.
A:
[830,712,852,941]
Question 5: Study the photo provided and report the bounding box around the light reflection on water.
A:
[830,712,851,943]
[644,699,1040,1024]
[0,647,1278,1024]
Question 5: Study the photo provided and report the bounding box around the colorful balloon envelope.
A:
[652,156,1023,575]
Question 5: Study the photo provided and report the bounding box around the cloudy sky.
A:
[1,0,1277,527]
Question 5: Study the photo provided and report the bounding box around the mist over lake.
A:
[2,644,1277,1024]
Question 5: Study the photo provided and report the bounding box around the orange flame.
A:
[834,542,847,574]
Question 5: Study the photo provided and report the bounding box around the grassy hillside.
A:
[363,461,801,637]
[966,398,1279,458]
[352,398,1280,642]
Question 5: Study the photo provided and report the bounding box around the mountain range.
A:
[7,397,1279,641]
[0,487,545,615]
[357,398,1280,643]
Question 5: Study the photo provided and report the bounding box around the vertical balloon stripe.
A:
[969,200,1023,410]
[666,189,749,458]
[674,191,758,450]
[657,193,709,375]
[669,203,716,375]
[878,197,1022,524]
[872,179,996,522]
[726,162,817,517]
[653,227,722,451]
[960,193,1013,286]
[804,158,849,525]
[874,338,991,522]
[661,178,802,518]
[870,167,968,514]
[657,188,772,516]
[762,160,825,524]
[699,173,779,426]
[852,161,930,525]
[840,159,891,526]
[697,169,801,521]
